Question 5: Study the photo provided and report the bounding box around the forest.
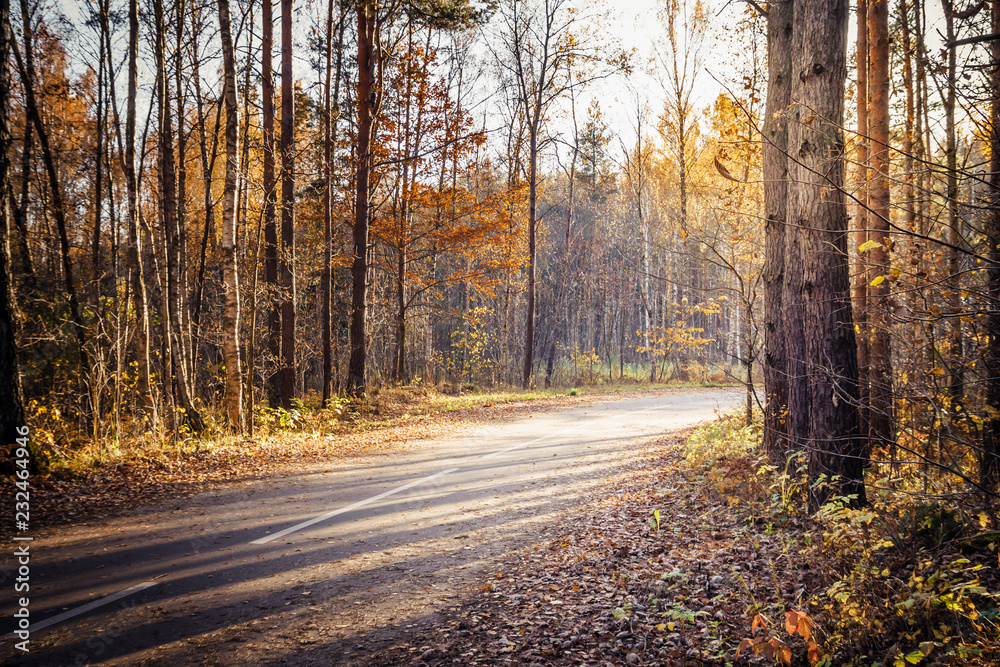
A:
[2,0,1000,662]
[0,0,999,578]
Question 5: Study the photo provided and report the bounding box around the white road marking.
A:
[251,467,460,544]
[3,581,157,640]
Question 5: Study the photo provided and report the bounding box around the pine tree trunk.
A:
[218,0,242,431]
[980,0,1000,499]
[348,1,376,395]
[868,0,894,452]
[854,0,871,447]
[787,0,865,509]
[942,2,964,401]
[262,0,279,405]
[125,0,155,424]
[762,0,792,460]
[322,0,345,403]
[278,0,297,406]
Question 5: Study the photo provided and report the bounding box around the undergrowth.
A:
[683,411,1000,666]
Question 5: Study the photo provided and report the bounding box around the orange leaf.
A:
[752,614,767,634]
[785,610,799,636]
[735,638,755,658]
[808,640,821,666]
[797,613,813,642]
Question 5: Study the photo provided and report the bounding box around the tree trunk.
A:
[522,125,539,389]
[0,0,26,464]
[942,1,964,401]
[12,0,34,290]
[854,0,871,445]
[980,0,1000,499]
[218,0,242,431]
[125,0,155,424]
[278,0,297,406]
[262,0,279,405]
[788,0,865,509]
[156,0,202,432]
[348,0,376,395]
[762,0,792,460]
[322,0,345,403]
[92,33,104,299]
[868,0,894,452]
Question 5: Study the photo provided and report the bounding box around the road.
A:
[1,388,740,666]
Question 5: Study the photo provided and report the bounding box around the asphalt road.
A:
[1,388,741,666]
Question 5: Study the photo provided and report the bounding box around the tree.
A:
[0,0,26,463]
[786,0,865,508]
[348,0,378,396]
[125,0,155,424]
[263,0,280,404]
[278,0,297,407]
[762,0,792,460]
[980,0,1000,498]
[347,0,487,395]
[867,0,894,451]
[218,0,242,431]
[322,0,347,403]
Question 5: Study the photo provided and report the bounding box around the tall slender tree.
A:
[0,0,26,462]
[854,0,871,444]
[263,0,280,404]
[278,0,297,406]
[125,0,155,423]
[762,0,792,459]
[218,0,242,430]
[868,0,894,449]
[348,0,378,395]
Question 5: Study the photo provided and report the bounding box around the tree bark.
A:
[155,0,202,432]
[788,0,865,509]
[980,0,1000,498]
[0,0,26,463]
[942,0,964,401]
[218,0,242,431]
[868,0,894,452]
[125,0,155,424]
[262,0,279,405]
[348,0,377,395]
[854,0,871,444]
[322,0,345,403]
[762,0,792,460]
[12,0,34,290]
[278,0,297,406]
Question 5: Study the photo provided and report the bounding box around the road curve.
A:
[1,388,741,665]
